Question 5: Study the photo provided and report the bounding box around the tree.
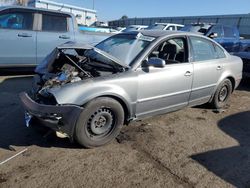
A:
[120,15,128,20]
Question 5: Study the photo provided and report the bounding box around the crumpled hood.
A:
[35,42,129,74]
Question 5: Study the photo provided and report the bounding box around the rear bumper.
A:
[19,92,83,139]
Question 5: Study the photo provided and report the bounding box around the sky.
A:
[53,0,250,22]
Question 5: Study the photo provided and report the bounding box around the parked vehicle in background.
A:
[78,21,119,33]
[78,25,118,33]
[146,23,184,31]
[181,23,250,76]
[122,25,148,32]
[20,30,242,148]
[0,6,108,67]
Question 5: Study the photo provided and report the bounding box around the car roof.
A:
[0,5,74,17]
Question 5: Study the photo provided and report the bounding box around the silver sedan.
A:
[20,30,243,148]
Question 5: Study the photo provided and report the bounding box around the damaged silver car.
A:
[20,31,243,148]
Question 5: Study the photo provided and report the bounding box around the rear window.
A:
[42,14,67,32]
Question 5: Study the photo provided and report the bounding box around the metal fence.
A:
[109,14,250,38]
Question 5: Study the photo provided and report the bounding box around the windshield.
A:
[94,34,154,65]
[146,24,165,30]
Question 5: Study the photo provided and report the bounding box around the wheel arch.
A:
[209,75,236,103]
[82,94,134,125]
[226,76,236,92]
[99,95,131,124]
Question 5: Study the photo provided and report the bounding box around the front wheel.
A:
[75,97,124,148]
[210,79,232,109]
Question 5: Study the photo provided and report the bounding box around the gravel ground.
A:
[0,75,250,188]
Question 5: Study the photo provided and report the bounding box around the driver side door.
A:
[135,36,193,118]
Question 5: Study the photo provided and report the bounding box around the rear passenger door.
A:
[0,9,36,66]
[188,36,226,106]
[36,13,74,64]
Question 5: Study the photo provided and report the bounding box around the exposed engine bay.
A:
[32,45,127,103]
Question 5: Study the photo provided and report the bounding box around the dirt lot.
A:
[0,75,250,188]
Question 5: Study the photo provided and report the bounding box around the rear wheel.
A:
[75,97,124,148]
[210,79,232,109]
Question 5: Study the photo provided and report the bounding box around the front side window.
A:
[0,12,33,30]
[148,37,188,64]
[42,14,67,32]
[95,34,153,65]
[190,36,217,61]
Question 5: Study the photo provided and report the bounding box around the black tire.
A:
[75,97,124,148]
[211,79,232,109]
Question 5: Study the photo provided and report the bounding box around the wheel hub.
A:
[88,108,114,135]
[219,86,228,102]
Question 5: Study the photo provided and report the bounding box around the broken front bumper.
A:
[19,92,83,139]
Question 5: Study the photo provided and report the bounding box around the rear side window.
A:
[0,12,33,30]
[190,36,217,61]
[42,14,67,32]
[214,44,226,59]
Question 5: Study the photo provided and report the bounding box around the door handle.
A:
[217,66,222,70]
[184,71,192,77]
[18,33,32,37]
[59,35,70,39]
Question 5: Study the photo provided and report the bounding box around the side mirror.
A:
[208,32,218,39]
[147,57,165,68]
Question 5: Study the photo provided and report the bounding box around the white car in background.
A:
[122,25,148,32]
[146,23,184,31]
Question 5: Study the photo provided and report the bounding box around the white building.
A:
[28,0,97,26]
[0,0,28,6]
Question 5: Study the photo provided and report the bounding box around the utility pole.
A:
[92,0,95,10]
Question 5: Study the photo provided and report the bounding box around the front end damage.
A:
[19,43,128,139]
[19,92,82,139]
